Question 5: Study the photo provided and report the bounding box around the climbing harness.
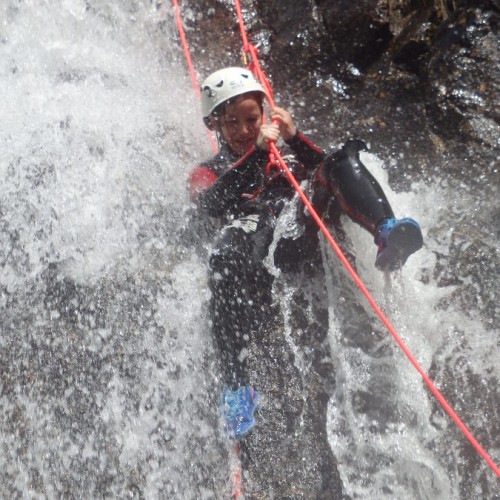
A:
[172,0,500,484]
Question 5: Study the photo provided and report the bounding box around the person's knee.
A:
[209,246,245,279]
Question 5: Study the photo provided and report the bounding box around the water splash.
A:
[1,2,222,498]
[1,1,498,498]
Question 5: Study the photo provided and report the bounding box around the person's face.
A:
[215,95,263,155]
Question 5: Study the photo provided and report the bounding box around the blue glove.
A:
[221,386,260,440]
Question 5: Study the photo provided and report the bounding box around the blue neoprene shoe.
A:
[221,386,260,441]
[375,217,423,271]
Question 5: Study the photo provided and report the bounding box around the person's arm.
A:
[190,147,268,218]
[285,131,325,169]
[270,107,325,168]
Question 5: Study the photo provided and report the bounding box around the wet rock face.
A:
[425,7,499,148]
[188,2,498,329]
[185,1,498,495]
[251,0,330,85]
[316,0,393,70]
[190,1,497,171]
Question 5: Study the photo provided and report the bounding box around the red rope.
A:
[172,0,199,96]
[233,0,500,480]
[171,5,245,497]
[232,443,242,497]
[172,0,218,152]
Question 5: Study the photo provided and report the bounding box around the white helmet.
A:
[201,67,266,128]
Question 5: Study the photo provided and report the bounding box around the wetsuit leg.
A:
[208,211,274,388]
[317,139,394,235]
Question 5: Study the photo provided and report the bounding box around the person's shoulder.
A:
[188,164,219,201]
[196,145,237,175]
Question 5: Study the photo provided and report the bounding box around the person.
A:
[187,66,423,487]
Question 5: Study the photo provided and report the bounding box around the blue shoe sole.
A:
[375,220,423,271]
[222,387,260,440]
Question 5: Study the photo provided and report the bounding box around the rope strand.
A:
[172,0,218,152]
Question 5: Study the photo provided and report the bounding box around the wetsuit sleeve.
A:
[193,146,268,218]
[188,166,219,200]
[285,131,325,169]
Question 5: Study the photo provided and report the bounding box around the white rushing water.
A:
[1,1,498,498]
[323,154,499,498]
[1,0,212,281]
[1,1,226,498]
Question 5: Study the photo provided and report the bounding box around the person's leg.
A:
[317,139,394,233]
[317,139,423,270]
[209,214,274,389]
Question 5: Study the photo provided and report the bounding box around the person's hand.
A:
[270,107,297,142]
[256,122,280,151]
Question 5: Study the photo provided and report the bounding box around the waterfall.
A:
[1,1,498,498]
[1,2,226,497]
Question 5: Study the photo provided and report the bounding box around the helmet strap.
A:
[209,115,226,147]
[215,130,224,149]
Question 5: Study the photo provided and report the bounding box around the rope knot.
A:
[265,152,281,176]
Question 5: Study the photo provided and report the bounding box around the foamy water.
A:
[1,1,498,498]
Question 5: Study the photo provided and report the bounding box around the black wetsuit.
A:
[189,133,394,387]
